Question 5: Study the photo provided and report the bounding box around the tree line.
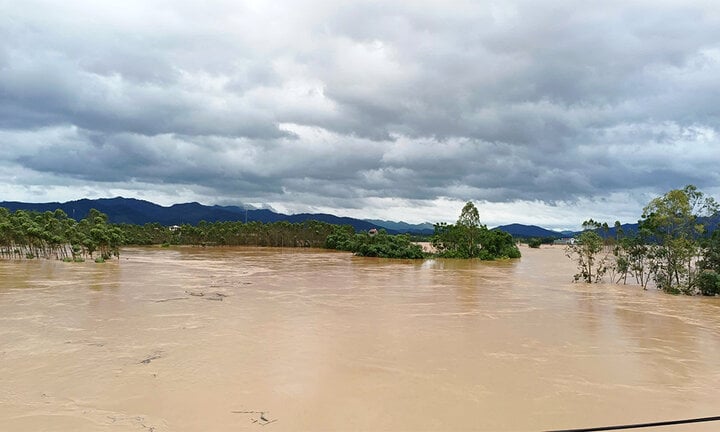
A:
[566,185,720,296]
[121,219,338,248]
[1,201,521,262]
[0,210,353,260]
[0,208,124,262]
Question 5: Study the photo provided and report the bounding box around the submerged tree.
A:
[324,226,425,258]
[640,185,719,294]
[432,201,520,259]
[0,207,124,261]
[612,232,655,289]
[454,201,484,258]
[566,220,610,283]
[571,185,720,294]
[696,229,720,296]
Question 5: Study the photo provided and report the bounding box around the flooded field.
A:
[1,246,719,431]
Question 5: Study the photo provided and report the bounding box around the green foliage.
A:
[457,201,481,229]
[119,222,170,245]
[697,231,720,296]
[483,230,522,259]
[354,232,425,259]
[695,271,720,296]
[528,238,543,248]
[612,234,654,288]
[699,230,720,273]
[118,219,340,249]
[640,185,719,294]
[324,225,356,250]
[566,228,609,283]
[1,200,523,262]
[577,185,720,295]
[0,207,123,261]
[325,227,425,259]
[432,202,520,260]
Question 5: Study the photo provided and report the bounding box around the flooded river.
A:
[1,246,719,431]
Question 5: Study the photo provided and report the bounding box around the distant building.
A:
[169,225,180,232]
[553,237,575,245]
[368,228,378,236]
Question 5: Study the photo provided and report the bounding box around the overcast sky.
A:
[1,0,719,230]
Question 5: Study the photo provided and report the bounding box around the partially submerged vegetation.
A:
[1,201,519,262]
[567,185,720,296]
[431,202,520,259]
[325,227,425,259]
[121,219,336,248]
[326,201,520,260]
[4,187,720,296]
[0,207,123,261]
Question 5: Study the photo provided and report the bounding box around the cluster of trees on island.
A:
[566,185,720,296]
[325,202,520,259]
[0,201,519,262]
[430,202,521,259]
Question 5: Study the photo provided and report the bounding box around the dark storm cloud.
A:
[1,0,719,225]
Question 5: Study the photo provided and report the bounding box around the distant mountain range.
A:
[0,197,392,233]
[365,219,436,235]
[491,223,565,239]
[508,223,642,239]
[12,196,704,238]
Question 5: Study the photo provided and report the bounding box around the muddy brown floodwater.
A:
[1,246,719,431]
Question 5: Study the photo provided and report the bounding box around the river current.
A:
[1,246,719,431]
